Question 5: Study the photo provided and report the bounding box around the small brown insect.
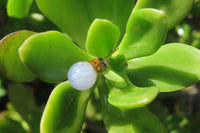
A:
[91,58,108,72]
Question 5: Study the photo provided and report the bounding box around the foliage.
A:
[0,0,200,133]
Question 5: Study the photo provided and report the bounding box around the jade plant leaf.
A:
[105,108,167,133]
[36,0,90,48]
[114,8,167,60]
[19,31,93,83]
[134,0,194,30]
[86,19,120,57]
[103,68,127,88]
[41,81,92,133]
[36,0,135,48]
[98,76,166,133]
[127,43,200,92]
[104,53,158,108]
[85,0,135,38]
[108,86,159,109]
[0,30,36,82]
[7,0,33,19]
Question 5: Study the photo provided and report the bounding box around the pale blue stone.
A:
[68,61,97,90]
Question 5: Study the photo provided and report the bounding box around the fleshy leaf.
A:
[127,43,200,92]
[134,0,194,30]
[19,31,93,83]
[114,8,167,60]
[86,0,135,34]
[41,81,92,133]
[7,0,33,19]
[36,0,90,48]
[98,75,166,133]
[108,85,159,109]
[103,68,127,88]
[107,108,167,133]
[106,54,158,108]
[86,19,120,57]
[36,0,135,48]
[0,30,36,82]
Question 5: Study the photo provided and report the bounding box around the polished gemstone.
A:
[68,61,97,90]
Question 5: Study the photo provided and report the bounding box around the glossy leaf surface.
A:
[36,0,135,48]
[127,43,200,92]
[106,72,159,109]
[7,0,33,19]
[103,68,127,88]
[86,0,135,33]
[108,85,159,108]
[86,19,120,57]
[36,0,90,48]
[105,54,159,108]
[0,30,35,82]
[41,81,92,133]
[115,8,167,60]
[107,108,166,133]
[98,76,166,133]
[19,31,93,83]
[134,0,194,29]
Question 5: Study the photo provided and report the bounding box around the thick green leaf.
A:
[86,0,135,39]
[7,0,33,19]
[134,0,194,30]
[114,8,167,60]
[36,0,135,48]
[105,54,158,108]
[19,31,93,83]
[0,30,35,82]
[108,85,159,109]
[36,0,90,48]
[86,19,120,57]
[127,43,200,92]
[8,83,37,123]
[98,75,166,133]
[103,68,127,88]
[41,81,92,133]
[107,108,167,133]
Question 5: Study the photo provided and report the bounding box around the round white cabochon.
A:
[68,61,97,90]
